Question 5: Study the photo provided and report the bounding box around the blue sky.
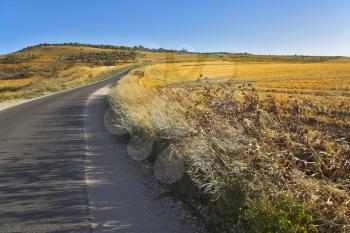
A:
[0,0,349,55]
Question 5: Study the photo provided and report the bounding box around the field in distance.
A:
[115,59,350,127]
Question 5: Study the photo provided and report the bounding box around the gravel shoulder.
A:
[85,86,204,233]
[0,99,35,111]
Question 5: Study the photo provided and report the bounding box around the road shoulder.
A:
[84,86,203,232]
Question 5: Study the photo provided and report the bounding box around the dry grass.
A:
[113,60,350,128]
[0,77,39,90]
[111,60,350,233]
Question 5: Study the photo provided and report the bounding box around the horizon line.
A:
[1,42,348,58]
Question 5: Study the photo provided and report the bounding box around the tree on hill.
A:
[64,50,138,65]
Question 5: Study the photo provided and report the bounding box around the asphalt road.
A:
[0,71,202,233]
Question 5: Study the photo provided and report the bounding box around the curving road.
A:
[0,71,202,233]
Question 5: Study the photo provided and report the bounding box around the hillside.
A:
[0,44,139,101]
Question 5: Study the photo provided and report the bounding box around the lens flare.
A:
[127,135,154,161]
[153,145,184,184]
[103,108,128,136]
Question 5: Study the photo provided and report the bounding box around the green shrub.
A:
[65,50,138,65]
[236,194,316,233]
[208,180,246,233]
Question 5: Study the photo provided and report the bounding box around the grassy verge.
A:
[109,60,350,233]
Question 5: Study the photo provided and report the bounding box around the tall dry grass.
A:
[111,60,350,232]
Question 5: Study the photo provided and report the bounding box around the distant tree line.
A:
[0,54,38,64]
[19,42,190,53]
[0,66,32,80]
[64,50,138,65]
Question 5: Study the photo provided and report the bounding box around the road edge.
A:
[0,68,131,112]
